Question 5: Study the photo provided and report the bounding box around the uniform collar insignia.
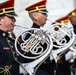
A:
[0,30,9,37]
[2,33,6,36]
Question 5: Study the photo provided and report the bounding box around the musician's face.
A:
[33,12,48,26]
[70,16,76,26]
[0,15,16,32]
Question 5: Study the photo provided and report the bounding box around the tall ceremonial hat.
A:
[25,0,48,14]
[0,0,18,17]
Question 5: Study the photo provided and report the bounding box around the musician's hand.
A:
[65,51,74,61]
[19,64,27,74]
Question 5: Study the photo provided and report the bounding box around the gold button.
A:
[2,33,6,36]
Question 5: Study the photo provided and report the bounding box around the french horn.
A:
[15,28,53,75]
[44,22,75,62]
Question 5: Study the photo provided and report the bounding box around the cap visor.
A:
[6,12,18,17]
[39,10,48,14]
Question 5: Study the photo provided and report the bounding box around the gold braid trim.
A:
[0,65,12,75]
[0,7,14,15]
[28,8,46,13]
[28,5,46,13]
[6,38,17,60]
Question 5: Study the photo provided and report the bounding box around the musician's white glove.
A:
[65,51,74,61]
[50,54,54,60]
[19,64,27,74]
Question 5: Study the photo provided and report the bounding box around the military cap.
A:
[53,15,68,24]
[69,9,76,18]
[0,0,18,17]
[25,0,48,14]
[54,9,76,24]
